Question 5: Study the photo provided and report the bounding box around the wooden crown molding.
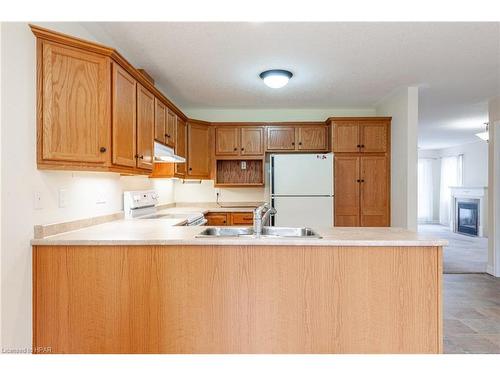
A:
[327,116,392,122]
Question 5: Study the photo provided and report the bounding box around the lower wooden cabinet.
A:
[205,212,254,226]
[335,155,390,227]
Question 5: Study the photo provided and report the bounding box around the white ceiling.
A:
[83,22,500,149]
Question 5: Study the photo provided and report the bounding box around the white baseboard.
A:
[486,265,500,277]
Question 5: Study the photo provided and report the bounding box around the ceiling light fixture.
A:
[475,123,489,142]
[259,69,293,89]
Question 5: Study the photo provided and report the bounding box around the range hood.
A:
[153,141,186,163]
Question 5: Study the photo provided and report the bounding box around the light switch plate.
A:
[34,191,42,210]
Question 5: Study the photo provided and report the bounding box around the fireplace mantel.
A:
[450,186,488,237]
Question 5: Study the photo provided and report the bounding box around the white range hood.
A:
[153,141,186,163]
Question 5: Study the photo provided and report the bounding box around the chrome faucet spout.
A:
[253,203,276,236]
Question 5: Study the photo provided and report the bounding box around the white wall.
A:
[418,149,441,223]
[0,22,175,351]
[488,96,500,277]
[174,180,265,203]
[184,108,376,122]
[376,87,419,230]
[439,141,488,187]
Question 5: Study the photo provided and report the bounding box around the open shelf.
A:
[215,159,264,187]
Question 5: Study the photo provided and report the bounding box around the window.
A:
[418,158,434,223]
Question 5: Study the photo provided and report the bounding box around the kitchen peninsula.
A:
[32,223,445,354]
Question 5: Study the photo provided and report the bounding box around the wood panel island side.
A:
[31,225,446,354]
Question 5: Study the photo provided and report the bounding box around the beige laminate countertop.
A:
[31,219,448,247]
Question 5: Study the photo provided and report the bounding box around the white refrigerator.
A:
[269,153,334,228]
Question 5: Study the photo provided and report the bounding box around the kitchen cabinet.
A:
[166,109,177,148]
[266,125,329,152]
[205,212,254,226]
[136,84,155,170]
[154,98,167,144]
[112,63,137,168]
[229,212,254,225]
[332,119,389,153]
[266,127,296,151]
[215,127,240,155]
[187,121,211,178]
[175,117,187,177]
[334,155,389,227]
[205,212,228,226]
[360,156,390,226]
[297,126,329,151]
[38,39,111,165]
[215,126,264,157]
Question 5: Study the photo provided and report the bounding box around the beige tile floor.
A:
[444,274,500,353]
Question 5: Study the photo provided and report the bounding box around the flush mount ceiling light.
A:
[475,122,489,142]
[259,69,293,89]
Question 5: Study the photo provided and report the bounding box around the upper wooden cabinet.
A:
[266,125,329,152]
[297,126,329,151]
[154,98,167,144]
[215,126,264,157]
[266,127,296,151]
[38,40,111,165]
[187,121,211,178]
[166,109,177,148]
[175,117,187,177]
[331,119,390,153]
[112,63,136,168]
[136,84,155,170]
[215,127,240,156]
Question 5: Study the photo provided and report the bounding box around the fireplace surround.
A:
[450,186,488,237]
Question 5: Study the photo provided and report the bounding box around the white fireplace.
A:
[449,186,488,237]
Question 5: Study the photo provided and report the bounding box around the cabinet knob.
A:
[292,142,295,146]
[241,148,244,151]
[99,147,106,153]
[234,147,237,151]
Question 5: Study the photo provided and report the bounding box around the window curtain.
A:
[418,158,434,223]
[439,156,462,225]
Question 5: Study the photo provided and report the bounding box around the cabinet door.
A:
[332,121,359,153]
[360,156,389,226]
[297,126,328,151]
[216,127,240,155]
[205,213,228,226]
[175,118,187,177]
[266,127,296,151]
[41,41,110,163]
[334,156,360,226]
[241,127,264,156]
[154,99,166,144]
[229,212,254,226]
[361,122,388,153]
[112,63,136,168]
[187,122,211,177]
[166,109,177,148]
[136,84,154,170]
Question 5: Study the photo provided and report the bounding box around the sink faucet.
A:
[253,203,277,236]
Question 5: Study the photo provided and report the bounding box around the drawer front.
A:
[230,212,254,225]
[205,213,228,226]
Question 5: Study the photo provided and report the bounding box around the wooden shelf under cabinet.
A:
[215,159,264,187]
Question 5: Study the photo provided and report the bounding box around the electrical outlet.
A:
[241,161,247,170]
[34,191,43,210]
[96,193,107,205]
[58,189,68,208]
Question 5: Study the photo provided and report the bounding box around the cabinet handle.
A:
[139,155,144,159]
[99,147,106,153]
[361,179,365,182]
[357,144,361,148]
[189,167,192,171]
[357,179,361,183]
[361,145,365,148]
[135,154,139,159]
[299,142,302,146]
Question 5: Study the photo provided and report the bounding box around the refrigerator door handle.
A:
[270,155,275,195]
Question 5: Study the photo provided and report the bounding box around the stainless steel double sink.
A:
[196,226,321,239]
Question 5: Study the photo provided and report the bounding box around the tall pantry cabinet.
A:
[330,118,391,227]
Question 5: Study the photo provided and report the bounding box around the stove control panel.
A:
[123,190,159,218]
